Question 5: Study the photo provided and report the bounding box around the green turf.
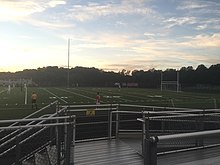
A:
[0,86,219,119]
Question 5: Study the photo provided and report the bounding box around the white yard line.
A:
[73,87,133,102]
[0,89,7,94]
[100,89,133,102]
[56,88,96,101]
[41,88,68,103]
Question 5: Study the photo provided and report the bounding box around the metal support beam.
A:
[144,138,158,165]
[116,105,119,139]
[142,111,146,156]
[109,107,113,139]
[15,134,21,165]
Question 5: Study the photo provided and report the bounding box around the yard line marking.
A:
[55,88,96,101]
[41,88,68,103]
[97,89,133,102]
[73,87,132,102]
[0,89,7,94]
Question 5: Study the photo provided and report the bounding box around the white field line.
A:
[65,87,130,102]
[89,88,134,102]
[123,91,156,100]
[55,88,96,101]
[41,88,68,103]
[0,89,7,94]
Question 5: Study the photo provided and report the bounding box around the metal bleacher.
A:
[1,102,220,165]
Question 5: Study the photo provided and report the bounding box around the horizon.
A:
[0,0,220,72]
[1,63,219,74]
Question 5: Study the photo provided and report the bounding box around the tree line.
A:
[0,64,219,88]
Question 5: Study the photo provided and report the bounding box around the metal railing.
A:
[1,102,220,165]
[0,103,65,158]
[0,115,76,165]
[0,105,76,165]
[144,129,220,165]
[62,104,119,141]
[140,108,220,165]
[0,100,58,144]
[108,106,220,164]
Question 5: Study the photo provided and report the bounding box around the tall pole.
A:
[160,71,163,91]
[67,38,70,88]
[177,71,179,92]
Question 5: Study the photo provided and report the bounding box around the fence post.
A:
[116,105,119,139]
[146,112,150,140]
[108,105,113,139]
[144,137,158,165]
[108,104,112,139]
[64,116,72,165]
[64,109,68,162]
[199,110,205,146]
[161,108,165,133]
[195,111,204,147]
[56,116,61,165]
[142,111,146,156]
[15,134,21,165]
[213,98,217,109]
[71,116,76,165]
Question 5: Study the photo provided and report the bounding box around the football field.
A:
[0,86,219,119]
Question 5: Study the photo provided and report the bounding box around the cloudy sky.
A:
[0,0,219,72]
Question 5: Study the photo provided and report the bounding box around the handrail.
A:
[0,114,75,158]
[0,114,51,143]
[68,107,118,112]
[62,103,119,108]
[112,110,143,114]
[144,128,220,165]
[0,106,67,151]
[0,115,73,124]
[156,129,220,143]
[0,100,58,138]
[7,101,58,126]
[119,103,202,111]
[0,120,74,130]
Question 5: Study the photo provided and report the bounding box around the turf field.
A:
[0,86,219,119]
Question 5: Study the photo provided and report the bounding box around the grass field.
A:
[0,86,220,119]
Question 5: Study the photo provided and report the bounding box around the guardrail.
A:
[0,106,76,165]
[0,100,58,144]
[1,102,220,165]
[144,129,220,165]
[109,107,220,164]
[0,105,66,157]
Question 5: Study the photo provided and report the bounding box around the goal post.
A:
[24,83,28,104]
[161,71,180,92]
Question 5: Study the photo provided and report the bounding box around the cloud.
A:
[163,17,197,28]
[67,2,154,22]
[179,33,220,48]
[0,1,45,20]
[177,1,208,10]
[0,0,66,21]
[25,17,73,29]
[48,0,66,7]
[195,24,207,30]
[177,0,220,15]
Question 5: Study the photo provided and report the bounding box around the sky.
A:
[0,0,219,72]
